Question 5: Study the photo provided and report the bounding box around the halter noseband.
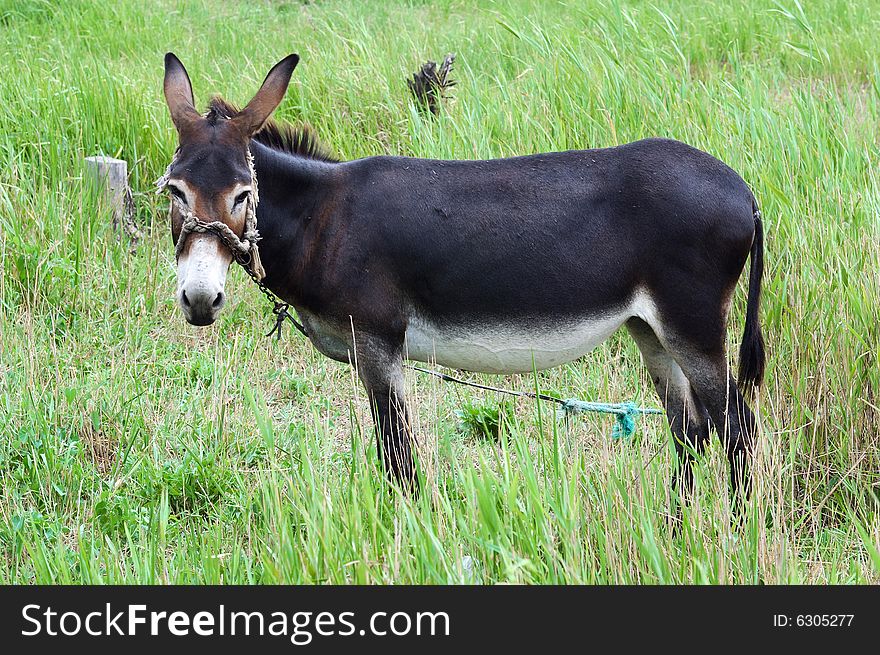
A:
[155,147,266,280]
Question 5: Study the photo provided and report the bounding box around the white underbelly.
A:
[404,312,629,374]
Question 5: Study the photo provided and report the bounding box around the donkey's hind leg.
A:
[627,318,712,501]
[657,328,758,510]
[681,361,756,508]
[355,336,419,494]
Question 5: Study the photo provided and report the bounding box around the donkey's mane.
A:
[206,96,339,163]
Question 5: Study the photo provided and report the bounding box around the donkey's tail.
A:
[738,201,766,390]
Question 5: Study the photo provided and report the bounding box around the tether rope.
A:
[410,365,663,438]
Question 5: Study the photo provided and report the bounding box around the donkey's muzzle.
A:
[179,285,226,326]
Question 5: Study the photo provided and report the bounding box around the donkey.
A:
[160,53,765,503]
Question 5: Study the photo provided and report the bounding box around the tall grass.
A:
[0,0,877,583]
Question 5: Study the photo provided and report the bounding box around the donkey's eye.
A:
[233,190,251,208]
[168,185,187,205]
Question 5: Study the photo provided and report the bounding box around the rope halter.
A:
[155,147,266,280]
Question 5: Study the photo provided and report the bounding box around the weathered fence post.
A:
[84,155,142,245]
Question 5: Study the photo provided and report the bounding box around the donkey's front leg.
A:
[356,338,418,493]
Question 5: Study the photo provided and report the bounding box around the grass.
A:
[0,0,878,584]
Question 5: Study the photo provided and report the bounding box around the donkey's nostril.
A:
[212,292,225,308]
[181,290,191,308]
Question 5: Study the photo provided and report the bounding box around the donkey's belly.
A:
[404,313,627,374]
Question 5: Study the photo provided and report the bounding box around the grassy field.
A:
[0,0,878,584]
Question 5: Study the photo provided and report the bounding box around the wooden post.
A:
[85,155,142,245]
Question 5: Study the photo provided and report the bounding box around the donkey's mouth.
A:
[185,314,217,327]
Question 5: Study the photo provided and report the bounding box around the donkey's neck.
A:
[251,139,337,192]
[248,140,340,308]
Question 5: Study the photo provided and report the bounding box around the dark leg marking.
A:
[681,362,757,510]
[355,337,419,494]
[656,324,758,513]
[627,318,712,505]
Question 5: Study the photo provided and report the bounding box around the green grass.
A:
[0,0,878,583]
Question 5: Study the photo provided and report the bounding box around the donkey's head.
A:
[161,52,298,325]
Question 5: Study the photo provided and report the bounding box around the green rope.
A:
[558,399,664,439]
[410,366,664,439]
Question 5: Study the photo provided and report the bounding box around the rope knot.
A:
[612,402,639,440]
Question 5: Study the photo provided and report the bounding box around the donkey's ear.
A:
[164,52,200,131]
[233,54,299,136]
